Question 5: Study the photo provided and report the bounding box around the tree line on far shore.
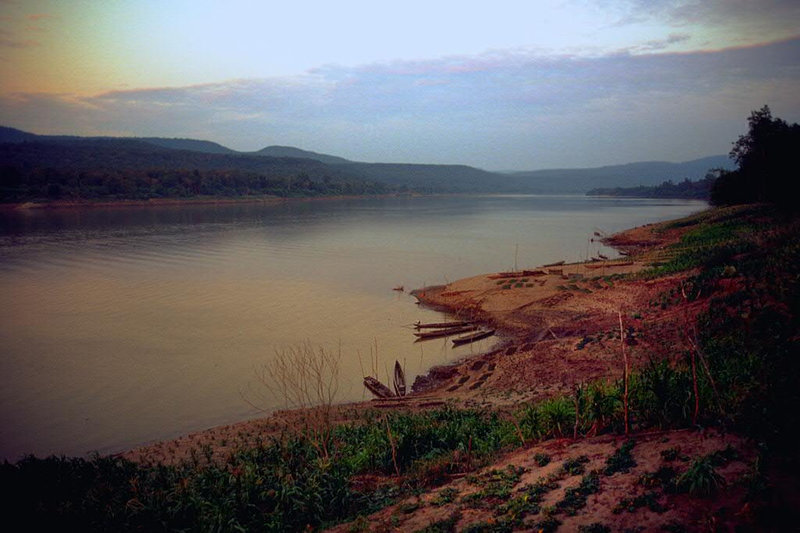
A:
[588,105,799,208]
[0,140,394,202]
[586,173,718,200]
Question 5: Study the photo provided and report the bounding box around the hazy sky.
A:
[1,0,798,170]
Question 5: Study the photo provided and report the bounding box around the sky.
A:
[0,0,798,170]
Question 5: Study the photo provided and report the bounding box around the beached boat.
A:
[585,260,635,270]
[363,376,395,399]
[521,269,548,276]
[414,325,478,340]
[393,360,406,397]
[414,320,473,329]
[452,329,495,346]
[487,271,519,280]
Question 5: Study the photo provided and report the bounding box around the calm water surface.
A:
[0,195,706,460]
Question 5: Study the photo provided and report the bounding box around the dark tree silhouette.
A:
[711,105,800,208]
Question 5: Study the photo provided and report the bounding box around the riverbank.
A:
[123,208,716,460]
[9,204,796,531]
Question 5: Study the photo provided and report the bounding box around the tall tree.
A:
[712,105,800,207]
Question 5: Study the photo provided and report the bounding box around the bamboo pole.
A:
[618,311,630,436]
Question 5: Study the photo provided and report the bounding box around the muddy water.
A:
[0,195,705,460]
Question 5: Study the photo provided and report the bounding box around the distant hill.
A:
[136,137,234,154]
[0,126,235,155]
[338,162,511,193]
[0,126,39,143]
[0,138,391,202]
[255,146,352,165]
[506,156,734,193]
[1,125,734,198]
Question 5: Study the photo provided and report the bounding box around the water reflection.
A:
[0,196,705,460]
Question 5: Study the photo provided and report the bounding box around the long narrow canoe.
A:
[488,269,547,280]
[414,325,478,340]
[414,320,473,329]
[452,329,495,346]
[364,376,394,399]
[487,271,519,280]
[585,260,634,270]
[393,360,406,397]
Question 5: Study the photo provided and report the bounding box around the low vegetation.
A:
[2,200,797,530]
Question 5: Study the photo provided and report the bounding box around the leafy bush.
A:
[677,455,725,497]
[604,439,637,476]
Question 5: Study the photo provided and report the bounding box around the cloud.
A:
[619,0,800,35]
[2,38,798,168]
[0,28,37,48]
[26,14,57,21]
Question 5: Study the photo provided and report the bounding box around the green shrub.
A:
[677,455,725,497]
[604,439,636,476]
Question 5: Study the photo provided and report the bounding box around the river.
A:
[0,195,705,460]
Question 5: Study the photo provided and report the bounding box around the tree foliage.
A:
[0,140,393,202]
[711,105,800,208]
[586,171,719,200]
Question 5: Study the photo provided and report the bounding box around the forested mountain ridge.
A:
[0,138,391,201]
[507,155,733,193]
[0,125,731,201]
[254,145,352,165]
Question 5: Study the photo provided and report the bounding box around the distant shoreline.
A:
[0,193,422,211]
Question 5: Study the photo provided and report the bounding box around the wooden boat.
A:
[452,329,495,346]
[521,269,548,276]
[597,253,609,260]
[364,376,394,399]
[487,271,519,280]
[543,260,565,267]
[585,260,634,270]
[392,285,404,292]
[414,325,478,340]
[393,360,406,397]
[414,320,473,329]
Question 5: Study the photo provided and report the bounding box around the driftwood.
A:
[364,376,395,399]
